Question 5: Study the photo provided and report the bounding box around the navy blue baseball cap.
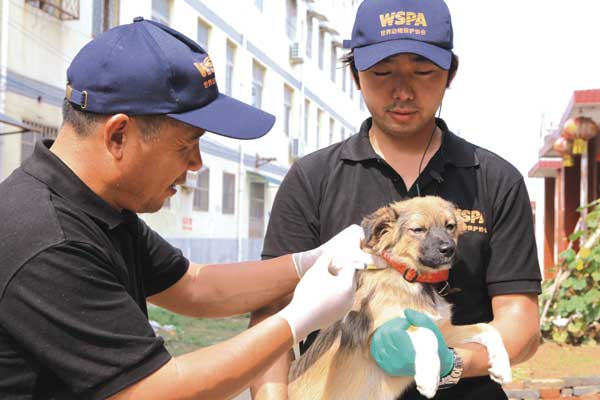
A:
[343,0,453,71]
[66,17,275,140]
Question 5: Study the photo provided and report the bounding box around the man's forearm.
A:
[458,293,540,378]
[149,255,299,318]
[109,316,293,400]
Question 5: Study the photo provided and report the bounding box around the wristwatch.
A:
[438,348,463,389]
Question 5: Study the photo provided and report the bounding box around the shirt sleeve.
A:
[138,219,189,296]
[486,178,542,296]
[0,241,171,399]
[262,162,322,260]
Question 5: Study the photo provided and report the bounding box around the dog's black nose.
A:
[439,244,455,257]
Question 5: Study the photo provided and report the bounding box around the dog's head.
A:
[361,196,466,274]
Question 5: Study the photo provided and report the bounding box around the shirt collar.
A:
[22,140,125,229]
[340,117,479,168]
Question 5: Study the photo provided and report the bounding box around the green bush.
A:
[541,200,600,345]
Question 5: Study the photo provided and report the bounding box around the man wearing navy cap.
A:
[0,17,369,399]
[256,0,542,399]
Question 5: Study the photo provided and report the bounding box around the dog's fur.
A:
[288,196,511,399]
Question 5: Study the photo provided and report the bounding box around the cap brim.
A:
[354,40,451,71]
[167,93,275,140]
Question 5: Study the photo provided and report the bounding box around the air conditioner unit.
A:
[289,138,305,162]
[289,42,305,65]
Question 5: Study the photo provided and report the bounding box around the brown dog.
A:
[288,196,511,399]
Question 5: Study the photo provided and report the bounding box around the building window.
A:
[283,85,293,137]
[252,61,265,109]
[329,117,335,144]
[92,0,119,37]
[330,44,338,82]
[151,0,170,25]
[304,99,310,144]
[225,41,236,96]
[318,29,325,70]
[193,168,210,211]
[254,0,263,12]
[197,18,210,51]
[342,65,347,93]
[305,15,313,58]
[286,0,297,41]
[360,94,366,111]
[20,120,58,163]
[222,172,235,214]
[341,126,346,141]
[316,108,323,148]
[249,182,265,238]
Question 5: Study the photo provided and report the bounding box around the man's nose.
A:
[188,143,203,171]
[392,78,415,102]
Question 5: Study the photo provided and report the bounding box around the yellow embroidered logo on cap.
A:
[194,56,216,88]
[379,11,428,28]
[379,11,428,38]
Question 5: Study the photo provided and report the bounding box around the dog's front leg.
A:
[442,323,512,385]
[407,327,440,399]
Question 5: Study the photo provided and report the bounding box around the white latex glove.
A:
[291,224,372,278]
[277,254,356,344]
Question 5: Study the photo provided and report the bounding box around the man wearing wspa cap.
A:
[256,0,542,399]
[0,17,370,399]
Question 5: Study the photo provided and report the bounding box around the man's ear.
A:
[446,55,459,88]
[103,114,131,160]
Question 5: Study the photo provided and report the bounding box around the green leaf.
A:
[572,278,588,291]
[552,328,568,344]
[562,277,575,288]
[592,271,600,281]
[560,248,577,264]
[569,230,585,242]
[567,319,585,334]
[584,288,600,303]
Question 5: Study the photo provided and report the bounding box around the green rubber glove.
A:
[370,309,455,377]
[370,317,416,376]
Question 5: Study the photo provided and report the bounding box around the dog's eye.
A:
[446,223,456,231]
[410,227,426,234]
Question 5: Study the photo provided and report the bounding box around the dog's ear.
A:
[361,206,399,250]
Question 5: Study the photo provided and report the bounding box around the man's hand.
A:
[370,309,454,378]
[277,254,356,343]
[291,224,371,277]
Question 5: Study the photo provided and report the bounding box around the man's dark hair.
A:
[340,51,459,89]
[61,98,176,139]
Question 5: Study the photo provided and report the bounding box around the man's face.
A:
[116,119,204,213]
[357,53,449,139]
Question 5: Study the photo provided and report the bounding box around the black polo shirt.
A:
[0,140,189,399]
[263,118,541,400]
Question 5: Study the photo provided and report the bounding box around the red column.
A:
[544,178,556,279]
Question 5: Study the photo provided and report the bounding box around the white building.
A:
[0,0,368,262]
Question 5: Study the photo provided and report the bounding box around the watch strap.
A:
[438,348,463,390]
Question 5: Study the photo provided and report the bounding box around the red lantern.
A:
[561,116,599,155]
[553,137,574,167]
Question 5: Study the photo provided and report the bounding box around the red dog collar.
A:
[380,251,449,283]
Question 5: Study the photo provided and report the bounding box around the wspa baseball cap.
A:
[343,0,453,71]
[66,17,275,140]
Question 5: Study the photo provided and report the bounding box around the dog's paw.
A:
[408,327,440,399]
[487,343,512,384]
[471,325,512,385]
